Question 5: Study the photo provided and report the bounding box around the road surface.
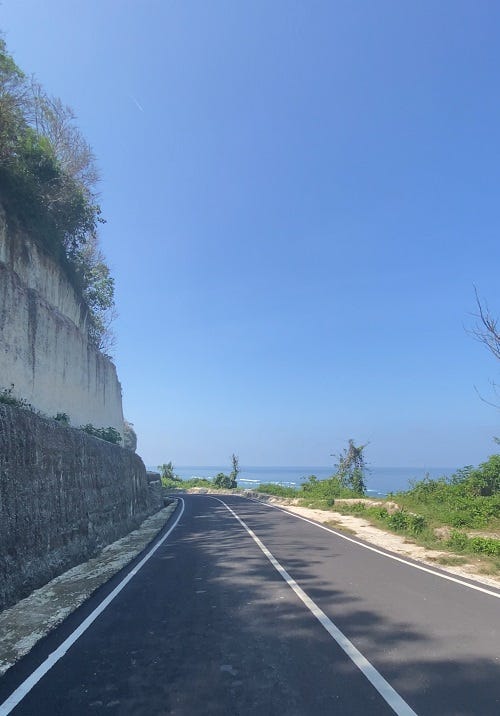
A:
[1,493,499,715]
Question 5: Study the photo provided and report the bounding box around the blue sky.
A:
[2,1,499,467]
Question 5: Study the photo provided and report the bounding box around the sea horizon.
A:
[148,464,459,496]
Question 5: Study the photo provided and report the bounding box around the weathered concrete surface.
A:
[0,502,177,675]
[0,204,124,435]
[0,404,162,611]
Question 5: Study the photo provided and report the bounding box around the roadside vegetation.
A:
[158,455,240,490]
[158,441,499,574]
[256,454,500,575]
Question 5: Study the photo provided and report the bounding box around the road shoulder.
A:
[0,501,178,675]
[243,492,500,591]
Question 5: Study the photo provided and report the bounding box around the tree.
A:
[158,462,180,482]
[74,233,116,354]
[470,288,500,407]
[213,455,239,489]
[332,439,368,494]
[213,472,233,489]
[229,453,239,489]
[0,35,115,355]
[123,420,137,451]
[471,288,500,362]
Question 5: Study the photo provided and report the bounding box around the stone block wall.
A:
[0,404,160,611]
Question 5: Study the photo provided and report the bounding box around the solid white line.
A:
[0,499,185,716]
[212,497,418,716]
[249,497,500,600]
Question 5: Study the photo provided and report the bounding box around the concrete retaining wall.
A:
[0,404,160,611]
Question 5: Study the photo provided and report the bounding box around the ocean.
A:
[148,465,458,496]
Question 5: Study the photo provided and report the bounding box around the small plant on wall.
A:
[80,424,122,445]
[0,384,33,411]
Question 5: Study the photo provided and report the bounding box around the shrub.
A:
[348,501,367,514]
[80,423,122,444]
[467,455,500,496]
[184,477,212,488]
[0,384,33,410]
[407,514,427,535]
[257,484,298,498]
[447,531,470,552]
[446,531,500,557]
[158,462,183,487]
[468,536,500,557]
[387,511,409,531]
[213,473,235,489]
[158,462,180,482]
[53,412,70,425]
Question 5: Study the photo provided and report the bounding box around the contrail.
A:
[128,94,144,112]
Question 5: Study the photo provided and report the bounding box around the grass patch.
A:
[323,520,356,535]
[256,484,298,498]
[430,556,469,566]
[256,475,367,503]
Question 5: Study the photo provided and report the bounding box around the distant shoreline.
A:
[149,465,458,496]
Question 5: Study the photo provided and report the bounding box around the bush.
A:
[257,484,298,498]
[387,511,409,531]
[446,531,500,557]
[407,514,427,535]
[467,455,500,496]
[395,459,500,530]
[213,472,236,489]
[53,412,70,425]
[184,477,212,488]
[447,530,470,552]
[300,475,360,500]
[80,423,122,444]
[468,536,500,557]
[158,462,180,483]
[0,384,33,410]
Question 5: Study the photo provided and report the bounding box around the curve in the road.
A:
[213,496,418,716]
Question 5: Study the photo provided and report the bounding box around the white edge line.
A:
[0,499,185,716]
[212,496,418,716]
[247,497,500,600]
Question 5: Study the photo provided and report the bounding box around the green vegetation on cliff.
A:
[0,36,114,353]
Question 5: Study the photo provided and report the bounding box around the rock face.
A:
[0,404,161,611]
[0,205,124,437]
[123,420,138,451]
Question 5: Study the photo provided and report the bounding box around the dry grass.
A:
[323,520,356,535]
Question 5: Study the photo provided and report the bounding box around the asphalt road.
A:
[1,494,499,715]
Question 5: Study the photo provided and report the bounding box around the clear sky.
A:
[2,1,499,468]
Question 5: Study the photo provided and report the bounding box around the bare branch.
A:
[470,286,500,361]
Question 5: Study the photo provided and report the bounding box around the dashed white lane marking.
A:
[0,499,185,716]
[251,498,500,600]
[213,497,418,716]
